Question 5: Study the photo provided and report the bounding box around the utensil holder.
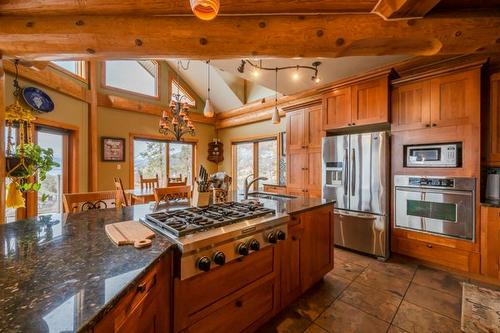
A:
[192,187,210,207]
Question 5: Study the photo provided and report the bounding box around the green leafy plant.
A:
[11,143,60,194]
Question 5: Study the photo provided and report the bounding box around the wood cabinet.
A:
[286,102,323,198]
[281,205,334,308]
[322,76,389,130]
[486,73,500,165]
[481,205,500,279]
[392,68,480,131]
[94,255,171,333]
[263,184,287,195]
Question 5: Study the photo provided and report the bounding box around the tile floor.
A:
[258,247,497,333]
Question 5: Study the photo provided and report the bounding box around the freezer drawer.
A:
[333,209,389,258]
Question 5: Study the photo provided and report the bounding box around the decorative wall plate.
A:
[22,87,55,113]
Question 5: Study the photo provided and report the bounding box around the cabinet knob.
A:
[352,123,356,126]
[432,123,437,127]
[137,282,147,293]
[235,300,243,308]
[426,244,433,249]
[426,124,431,127]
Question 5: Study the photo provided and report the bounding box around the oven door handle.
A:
[396,187,473,197]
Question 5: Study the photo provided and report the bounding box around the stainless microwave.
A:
[404,143,462,168]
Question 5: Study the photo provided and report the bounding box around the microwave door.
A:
[322,136,349,209]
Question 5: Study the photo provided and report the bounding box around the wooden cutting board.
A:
[105,221,155,248]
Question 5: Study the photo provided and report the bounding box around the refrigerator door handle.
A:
[343,148,348,194]
[351,148,356,196]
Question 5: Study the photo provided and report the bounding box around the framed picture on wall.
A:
[102,137,125,162]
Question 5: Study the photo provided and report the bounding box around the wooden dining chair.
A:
[63,191,118,213]
[154,186,191,206]
[113,177,129,207]
[168,176,188,187]
[140,174,160,191]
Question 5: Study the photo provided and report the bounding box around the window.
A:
[51,61,86,79]
[171,78,196,107]
[104,60,159,97]
[233,138,279,191]
[132,137,195,188]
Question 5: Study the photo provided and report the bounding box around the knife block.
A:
[192,187,210,207]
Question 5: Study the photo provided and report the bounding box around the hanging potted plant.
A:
[6,143,60,209]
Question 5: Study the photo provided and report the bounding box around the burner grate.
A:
[144,201,275,237]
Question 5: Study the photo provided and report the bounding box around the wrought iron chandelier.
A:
[158,94,196,141]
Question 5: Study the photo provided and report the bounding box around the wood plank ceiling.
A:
[0,0,498,60]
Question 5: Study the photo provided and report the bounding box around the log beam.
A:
[0,13,498,60]
[373,0,442,20]
[0,0,376,16]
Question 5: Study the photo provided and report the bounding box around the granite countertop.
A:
[0,194,334,333]
[0,204,175,333]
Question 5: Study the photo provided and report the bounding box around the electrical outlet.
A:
[117,164,121,170]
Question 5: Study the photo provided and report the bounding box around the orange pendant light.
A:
[190,0,220,21]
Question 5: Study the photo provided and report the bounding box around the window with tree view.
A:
[133,138,194,188]
[233,138,278,191]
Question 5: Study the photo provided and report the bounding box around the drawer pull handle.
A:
[426,244,433,248]
[235,300,243,308]
[137,283,147,293]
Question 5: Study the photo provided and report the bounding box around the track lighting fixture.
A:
[236,60,321,83]
[237,60,246,73]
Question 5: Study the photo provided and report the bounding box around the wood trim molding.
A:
[2,60,90,102]
[101,60,161,100]
[0,57,5,224]
[88,61,98,191]
[97,93,216,125]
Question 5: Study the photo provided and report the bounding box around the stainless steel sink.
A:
[246,192,297,200]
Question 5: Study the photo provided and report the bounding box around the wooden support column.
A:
[88,61,98,192]
[0,56,5,223]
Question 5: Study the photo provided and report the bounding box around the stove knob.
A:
[197,256,211,272]
[267,232,277,244]
[213,251,226,266]
[277,230,286,241]
[249,239,260,251]
[236,243,249,256]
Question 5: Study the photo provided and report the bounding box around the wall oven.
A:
[394,175,475,240]
[404,143,462,168]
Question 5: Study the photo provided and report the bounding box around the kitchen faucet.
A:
[243,174,268,199]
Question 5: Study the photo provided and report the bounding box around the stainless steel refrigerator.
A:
[322,131,389,259]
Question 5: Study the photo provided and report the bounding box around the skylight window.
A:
[103,60,159,97]
[51,61,86,79]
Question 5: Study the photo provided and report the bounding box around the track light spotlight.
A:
[237,60,246,73]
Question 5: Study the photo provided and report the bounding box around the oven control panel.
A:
[408,177,455,188]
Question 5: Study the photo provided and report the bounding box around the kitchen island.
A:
[0,194,334,333]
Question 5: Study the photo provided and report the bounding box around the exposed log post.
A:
[372,0,442,20]
[0,55,5,223]
[88,61,98,192]
[0,13,498,59]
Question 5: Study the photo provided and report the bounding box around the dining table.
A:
[126,188,155,205]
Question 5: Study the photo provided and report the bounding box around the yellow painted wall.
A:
[5,74,89,192]
[216,119,285,177]
[97,106,217,190]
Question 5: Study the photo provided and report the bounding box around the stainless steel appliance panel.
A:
[349,132,388,215]
[334,209,388,258]
[394,175,475,240]
[322,135,349,210]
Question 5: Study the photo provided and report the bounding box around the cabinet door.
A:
[306,148,322,194]
[487,73,500,164]
[305,105,323,149]
[480,206,500,279]
[280,222,304,308]
[430,69,480,127]
[351,77,389,126]
[322,87,351,130]
[286,110,306,150]
[300,206,334,291]
[391,81,431,131]
[287,150,306,190]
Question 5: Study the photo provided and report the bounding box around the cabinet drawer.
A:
[393,237,472,272]
[177,246,276,316]
[186,279,276,333]
[263,185,286,194]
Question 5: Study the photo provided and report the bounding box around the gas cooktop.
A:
[143,201,275,237]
